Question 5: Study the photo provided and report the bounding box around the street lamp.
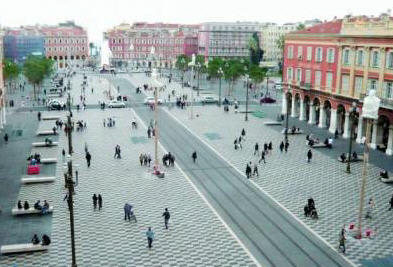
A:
[217,67,224,107]
[356,89,380,239]
[285,92,290,142]
[188,55,196,120]
[244,66,249,121]
[196,62,201,96]
[346,101,358,174]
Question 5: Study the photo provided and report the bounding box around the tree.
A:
[296,23,306,31]
[248,32,263,65]
[248,65,267,96]
[3,59,20,91]
[175,54,190,71]
[276,35,285,74]
[223,59,245,96]
[207,57,224,79]
[23,56,54,100]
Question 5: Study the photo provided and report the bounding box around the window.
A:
[341,75,350,94]
[384,81,393,98]
[315,71,322,88]
[356,50,364,66]
[315,47,323,62]
[305,69,311,83]
[306,47,312,61]
[296,68,302,82]
[343,49,350,65]
[354,77,363,96]
[287,46,294,59]
[368,79,378,91]
[326,72,333,89]
[386,51,393,69]
[297,46,303,59]
[371,50,379,68]
[327,48,335,63]
[286,67,293,81]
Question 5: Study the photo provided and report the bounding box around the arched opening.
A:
[54,56,58,61]
[323,100,332,128]
[376,115,390,152]
[294,93,301,117]
[48,56,52,60]
[337,104,346,135]
[59,56,63,60]
[71,55,74,60]
[304,95,311,121]
[82,55,86,60]
[313,98,321,125]
[286,92,293,114]
[76,55,80,60]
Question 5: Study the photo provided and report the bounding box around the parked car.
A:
[144,97,163,105]
[260,97,277,104]
[47,99,66,110]
[108,100,126,108]
[200,93,219,104]
[275,83,283,90]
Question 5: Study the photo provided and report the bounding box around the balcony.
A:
[299,82,311,90]
[359,93,393,110]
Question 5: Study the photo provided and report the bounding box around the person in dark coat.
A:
[92,194,97,210]
[32,234,40,245]
[98,194,102,210]
[42,234,51,246]
[279,141,284,152]
[307,149,313,163]
[246,162,252,178]
[85,152,92,167]
[162,208,171,229]
[3,133,8,143]
[254,143,259,156]
[284,141,289,152]
[192,151,197,163]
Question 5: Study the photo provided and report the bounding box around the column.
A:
[343,112,350,138]
[370,120,378,149]
[0,106,3,129]
[356,116,364,143]
[335,45,343,94]
[386,126,393,156]
[349,46,357,97]
[308,105,316,124]
[362,47,370,95]
[378,47,386,98]
[299,98,305,121]
[318,104,326,128]
[291,96,296,117]
[329,109,337,133]
[281,93,287,115]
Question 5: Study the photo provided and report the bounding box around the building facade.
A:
[0,28,6,130]
[3,28,44,63]
[105,23,199,68]
[41,21,89,69]
[282,15,393,156]
[198,22,262,61]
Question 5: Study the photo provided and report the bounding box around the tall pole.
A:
[285,93,289,142]
[197,65,200,97]
[245,76,249,121]
[346,113,354,173]
[154,86,159,169]
[357,118,371,239]
[218,75,222,107]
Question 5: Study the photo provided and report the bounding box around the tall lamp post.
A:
[217,67,224,107]
[188,54,196,120]
[244,66,249,121]
[346,101,358,174]
[356,89,380,239]
[285,92,290,142]
[196,62,201,96]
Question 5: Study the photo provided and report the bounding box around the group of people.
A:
[44,138,53,146]
[27,153,41,165]
[147,126,155,138]
[92,194,103,210]
[304,198,318,219]
[17,200,50,214]
[139,153,152,167]
[114,144,122,159]
[76,120,87,131]
[103,117,116,128]
[55,119,64,129]
[234,128,247,150]
[339,152,359,162]
[162,152,175,167]
[32,234,51,246]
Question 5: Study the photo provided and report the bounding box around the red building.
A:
[283,15,393,156]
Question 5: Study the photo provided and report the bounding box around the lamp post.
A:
[196,62,201,96]
[356,89,380,239]
[285,92,290,142]
[218,67,223,107]
[346,101,358,174]
[188,54,196,120]
[244,66,249,121]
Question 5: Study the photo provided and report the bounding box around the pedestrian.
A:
[146,227,155,249]
[268,142,273,153]
[84,142,88,154]
[147,128,151,138]
[259,151,266,164]
[103,118,106,127]
[307,149,312,163]
[114,144,121,159]
[98,194,102,210]
[147,153,152,167]
[192,151,197,163]
[238,137,243,149]
[284,141,289,152]
[162,208,171,229]
[279,141,284,152]
[253,163,259,177]
[241,128,246,140]
[124,203,133,221]
[92,194,97,210]
[246,162,252,179]
[62,149,66,158]
[139,153,143,166]
[365,197,375,219]
[3,133,8,143]
[338,228,346,254]
[85,151,92,167]
[389,194,393,211]
[254,142,259,156]
[37,112,41,121]
[263,143,268,154]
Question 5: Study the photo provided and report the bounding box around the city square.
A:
[1,2,393,267]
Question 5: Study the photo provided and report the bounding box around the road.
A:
[110,76,351,267]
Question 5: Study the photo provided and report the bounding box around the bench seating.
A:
[381,177,393,183]
[32,142,59,147]
[40,158,57,164]
[264,121,282,126]
[281,129,304,134]
[42,116,61,121]
[1,244,49,254]
[36,131,58,136]
[21,176,56,184]
[12,206,54,215]
[310,143,329,148]
[337,156,364,163]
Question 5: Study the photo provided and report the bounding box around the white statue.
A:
[100,39,112,68]
[362,89,381,120]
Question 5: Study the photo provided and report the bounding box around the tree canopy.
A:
[23,56,54,99]
[3,59,20,81]
[175,54,191,71]
[248,32,263,65]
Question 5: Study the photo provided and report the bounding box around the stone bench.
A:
[1,244,50,254]
[12,206,54,215]
[281,129,304,134]
[21,176,56,184]
[40,158,57,164]
[32,142,59,147]
[310,143,329,148]
[264,121,282,126]
[36,131,58,136]
[337,156,364,163]
[42,116,61,121]
[381,177,393,183]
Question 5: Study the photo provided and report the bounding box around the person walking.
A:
[124,203,133,221]
[389,194,393,211]
[162,208,171,230]
[268,142,273,153]
[85,151,92,167]
[279,141,284,152]
[365,197,375,219]
[238,137,243,149]
[92,194,97,210]
[246,162,252,179]
[284,140,289,152]
[62,149,66,158]
[98,194,103,210]
[338,227,346,254]
[192,151,197,163]
[254,143,259,156]
[259,151,266,164]
[241,128,246,140]
[307,149,313,163]
[253,163,259,177]
[114,145,121,159]
[139,153,144,166]
[146,227,155,249]
[37,112,41,121]
[3,133,8,143]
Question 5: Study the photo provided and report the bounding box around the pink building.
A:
[105,23,199,68]
[41,21,89,69]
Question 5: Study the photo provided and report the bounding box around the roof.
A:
[292,20,342,35]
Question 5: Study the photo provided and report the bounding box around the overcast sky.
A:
[1,0,392,43]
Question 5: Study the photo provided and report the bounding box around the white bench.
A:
[21,176,56,184]
[1,244,50,254]
[381,177,393,183]
[32,142,59,147]
[12,206,54,215]
[42,116,61,121]
[281,129,304,134]
[264,121,282,126]
[36,131,57,136]
[40,158,57,164]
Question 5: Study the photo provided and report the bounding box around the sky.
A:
[1,0,392,43]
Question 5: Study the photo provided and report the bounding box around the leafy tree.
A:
[175,55,191,84]
[296,23,306,30]
[207,57,224,79]
[276,35,285,74]
[248,32,263,65]
[223,59,245,96]
[23,56,54,100]
[248,65,267,95]
[3,59,20,90]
